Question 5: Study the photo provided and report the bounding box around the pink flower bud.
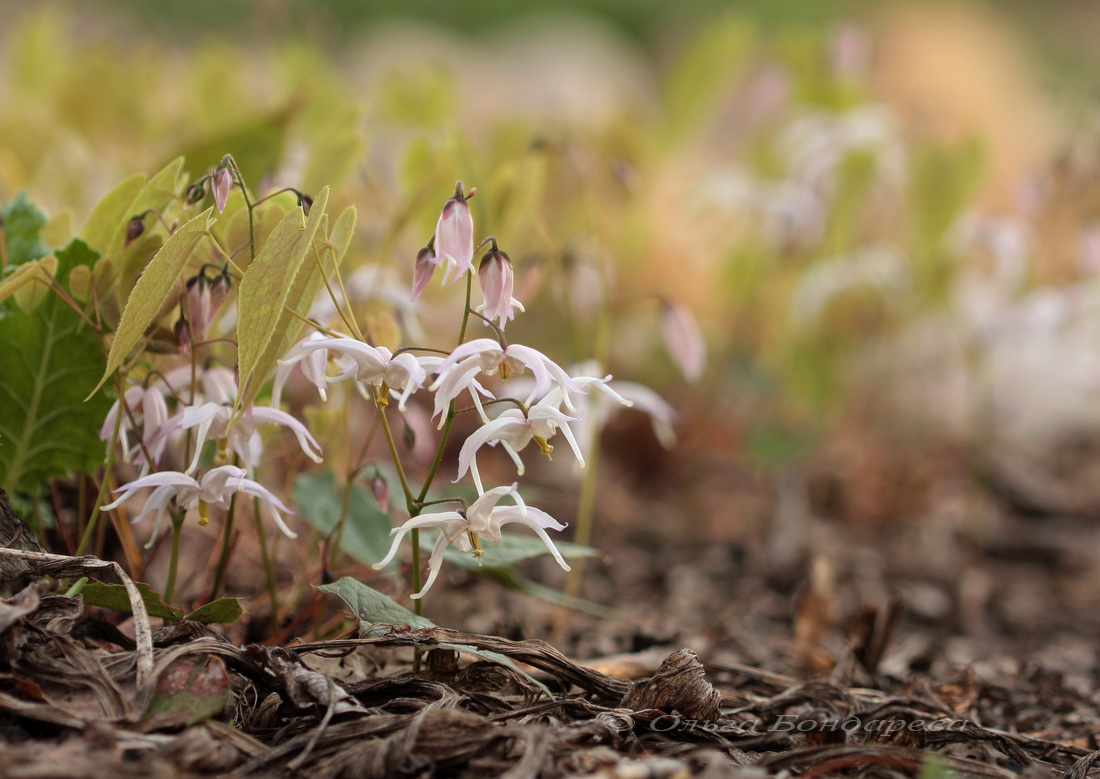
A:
[434,182,475,282]
[369,473,389,514]
[478,247,519,327]
[411,244,438,301]
[212,166,232,214]
[659,298,706,383]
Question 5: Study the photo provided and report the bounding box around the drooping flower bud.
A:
[477,246,521,328]
[185,182,206,205]
[124,214,146,247]
[297,191,314,216]
[369,472,390,514]
[434,182,475,282]
[658,298,706,383]
[212,165,232,214]
[174,317,191,354]
[183,269,230,343]
[410,242,438,301]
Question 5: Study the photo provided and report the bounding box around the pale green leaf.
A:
[318,576,435,632]
[105,157,189,305]
[79,172,146,254]
[0,257,56,304]
[235,187,330,412]
[90,208,214,397]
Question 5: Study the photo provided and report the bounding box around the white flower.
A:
[102,465,295,547]
[431,339,581,424]
[292,337,430,411]
[272,331,345,406]
[373,484,570,599]
[99,383,171,472]
[456,401,583,493]
[177,402,323,474]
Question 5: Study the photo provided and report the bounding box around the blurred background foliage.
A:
[5,0,1100,543]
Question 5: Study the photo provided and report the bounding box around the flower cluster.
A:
[101,176,695,603]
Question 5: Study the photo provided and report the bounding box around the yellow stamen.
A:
[198,500,210,527]
[534,436,554,459]
[499,362,511,381]
[215,439,229,466]
[467,531,484,565]
[375,383,389,409]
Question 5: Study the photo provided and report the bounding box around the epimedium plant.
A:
[0,152,701,636]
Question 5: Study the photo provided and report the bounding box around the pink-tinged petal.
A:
[100,385,146,442]
[371,511,464,570]
[412,533,451,599]
[434,186,474,282]
[478,249,517,325]
[605,380,677,448]
[212,166,232,214]
[434,339,502,377]
[659,299,706,383]
[246,406,324,463]
[199,465,248,505]
[455,413,531,483]
[180,403,229,474]
[492,506,571,570]
[234,477,297,539]
[103,471,201,511]
[431,358,487,423]
[411,245,438,301]
[201,368,239,405]
[303,338,389,385]
[132,484,184,549]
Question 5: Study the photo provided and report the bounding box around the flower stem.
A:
[224,156,256,262]
[254,495,280,632]
[208,489,238,601]
[164,511,185,607]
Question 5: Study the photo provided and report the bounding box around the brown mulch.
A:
[6,486,1100,777]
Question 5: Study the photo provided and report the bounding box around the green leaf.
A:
[1,192,51,266]
[79,173,146,254]
[294,470,393,567]
[80,581,183,621]
[320,577,551,698]
[257,199,354,402]
[318,576,435,633]
[102,158,189,308]
[425,533,599,572]
[235,187,330,412]
[0,257,57,305]
[91,208,213,397]
[186,598,244,625]
[0,236,111,493]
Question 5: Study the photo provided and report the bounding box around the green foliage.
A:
[186,598,245,625]
[0,196,110,492]
[91,208,214,397]
[319,576,551,697]
[1,192,51,265]
[318,577,435,633]
[81,581,183,621]
[294,470,394,566]
[235,187,330,412]
[429,533,599,572]
[81,581,244,625]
